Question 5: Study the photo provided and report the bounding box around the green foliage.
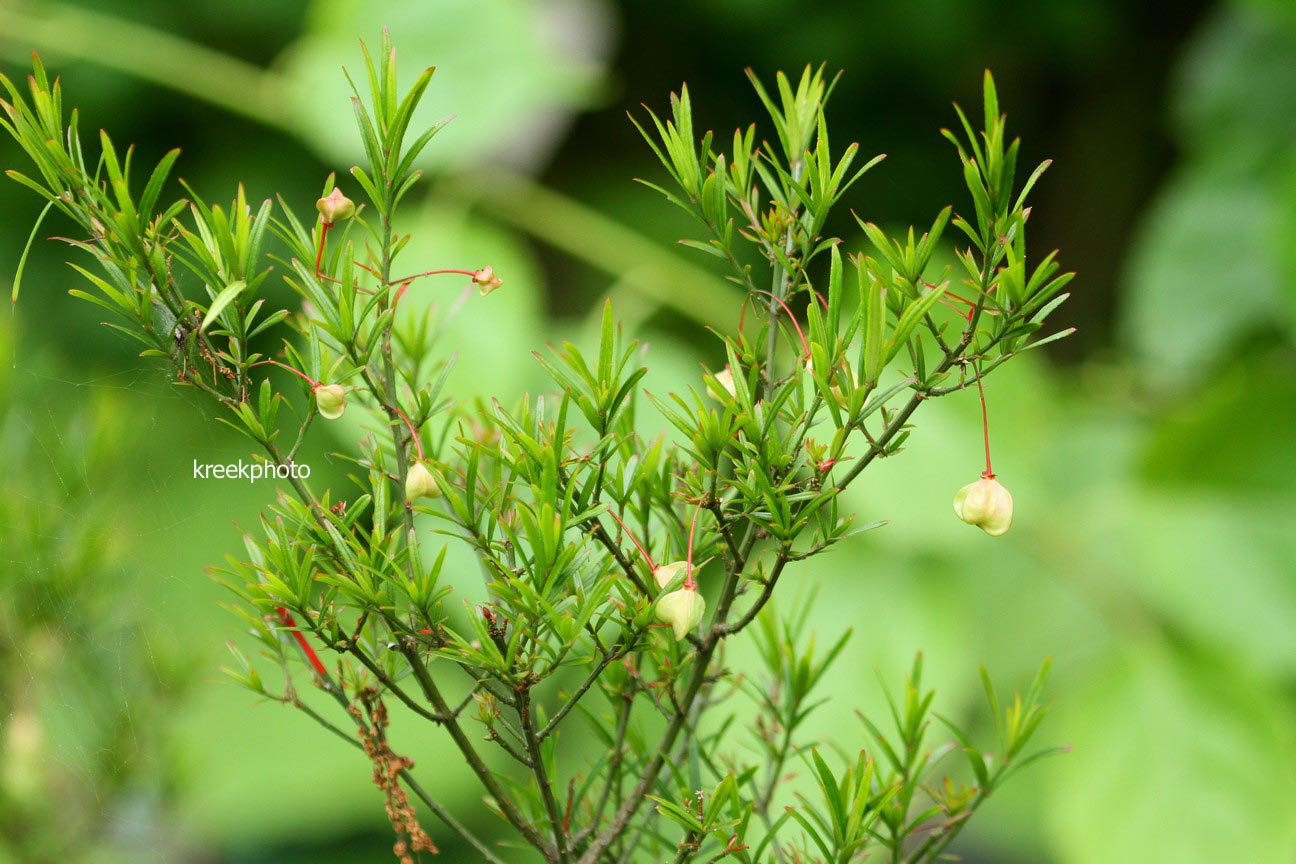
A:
[1123,2,1296,383]
[0,317,188,864]
[1048,645,1296,864]
[1,35,1070,864]
[1028,9,1296,862]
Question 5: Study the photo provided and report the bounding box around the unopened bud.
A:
[313,384,347,420]
[472,266,503,296]
[952,476,1013,536]
[315,188,355,224]
[473,690,499,722]
[655,584,705,641]
[405,461,441,501]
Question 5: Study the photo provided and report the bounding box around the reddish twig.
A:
[607,509,657,571]
[975,365,994,479]
[276,606,328,678]
[250,359,322,389]
[315,222,332,277]
[750,288,811,361]
[683,503,703,589]
[392,404,426,462]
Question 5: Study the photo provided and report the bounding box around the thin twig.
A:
[520,689,572,863]
[287,696,508,864]
[397,643,555,857]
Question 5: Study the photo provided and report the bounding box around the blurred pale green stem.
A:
[0,0,286,126]
[0,0,740,330]
[436,171,744,326]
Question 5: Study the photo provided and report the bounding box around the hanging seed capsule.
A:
[313,384,347,420]
[472,266,503,296]
[652,561,689,590]
[952,476,1014,536]
[655,584,706,641]
[405,461,440,501]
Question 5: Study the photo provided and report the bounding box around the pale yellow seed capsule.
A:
[652,561,689,590]
[952,476,1014,536]
[473,266,503,296]
[313,384,347,420]
[655,585,705,641]
[405,461,441,501]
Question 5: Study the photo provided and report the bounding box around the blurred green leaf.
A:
[1045,644,1296,864]
[1120,167,1287,381]
[1173,4,1296,167]
[1124,3,1296,382]
[1121,490,1296,679]
[277,0,609,173]
[1139,345,1296,496]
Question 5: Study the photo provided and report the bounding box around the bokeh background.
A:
[2,0,1295,862]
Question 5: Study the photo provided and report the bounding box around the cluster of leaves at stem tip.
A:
[1,32,1072,864]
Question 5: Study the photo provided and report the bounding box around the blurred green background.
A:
[2,0,1295,862]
